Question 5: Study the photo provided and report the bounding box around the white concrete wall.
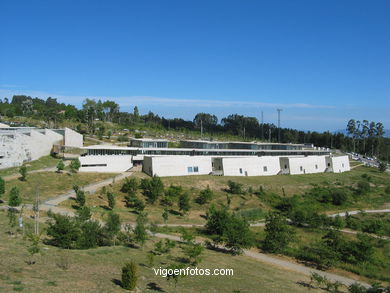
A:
[221,156,281,176]
[326,156,350,173]
[64,128,83,147]
[0,128,63,169]
[79,155,133,173]
[284,156,327,175]
[143,156,212,177]
[0,132,31,169]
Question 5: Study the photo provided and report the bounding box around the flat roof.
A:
[180,139,306,146]
[82,145,327,153]
[130,138,168,142]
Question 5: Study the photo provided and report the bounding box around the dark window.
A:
[263,166,267,172]
[239,168,243,174]
[194,166,199,172]
[81,164,107,167]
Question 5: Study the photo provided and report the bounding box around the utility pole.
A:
[277,108,283,143]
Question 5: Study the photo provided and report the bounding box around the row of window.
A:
[239,166,268,174]
[81,164,107,167]
[187,166,199,173]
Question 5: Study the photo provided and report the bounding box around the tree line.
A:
[0,95,388,161]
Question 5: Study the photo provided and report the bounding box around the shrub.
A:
[0,177,5,198]
[356,180,370,195]
[140,176,164,204]
[196,186,214,204]
[75,190,86,207]
[178,193,191,215]
[107,191,115,209]
[56,160,65,172]
[70,159,81,172]
[227,180,243,194]
[19,165,27,181]
[121,261,138,290]
[262,212,294,253]
[121,178,139,194]
[8,186,22,207]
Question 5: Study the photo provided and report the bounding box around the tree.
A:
[107,191,116,210]
[26,232,41,264]
[183,243,203,265]
[262,212,294,253]
[46,213,80,249]
[347,119,357,152]
[162,207,169,223]
[56,160,65,172]
[378,161,387,173]
[76,206,92,222]
[70,159,81,173]
[105,212,121,238]
[134,212,148,247]
[205,205,253,254]
[121,261,138,291]
[196,186,214,204]
[140,176,164,204]
[178,193,190,216]
[121,178,139,194]
[75,189,86,207]
[0,177,5,201]
[8,186,22,206]
[227,180,243,194]
[19,165,27,181]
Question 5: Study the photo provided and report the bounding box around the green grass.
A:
[59,165,390,227]
[1,172,115,203]
[0,156,60,178]
[0,209,321,293]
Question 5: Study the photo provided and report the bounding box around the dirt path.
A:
[43,171,133,206]
[3,161,71,181]
[328,209,390,217]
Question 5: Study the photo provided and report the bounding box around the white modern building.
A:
[53,128,83,148]
[326,155,351,173]
[213,156,282,176]
[0,123,83,170]
[79,155,133,173]
[129,138,168,148]
[143,156,212,177]
[78,143,349,177]
[280,156,328,175]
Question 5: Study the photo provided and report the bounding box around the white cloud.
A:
[0,88,335,109]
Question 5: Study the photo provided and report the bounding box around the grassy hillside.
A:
[0,210,319,293]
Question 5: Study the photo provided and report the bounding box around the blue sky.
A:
[0,0,389,131]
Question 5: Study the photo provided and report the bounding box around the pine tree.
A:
[56,160,65,172]
[8,186,22,206]
[121,261,138,290]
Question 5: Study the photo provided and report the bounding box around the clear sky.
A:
[0,0,389,131]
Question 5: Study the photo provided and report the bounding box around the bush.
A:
[262,212,294,253]
[75,189,86,207]
[140,176,164,204]
[70,159,81,172]
[121,261,138,291]
[206,205,253,254]
[19,165,27,181]
[356,180,370,195]
[0,177,4,198]
[8,186,22,207]
[227,180,243,194]
[56,160,65,172]
[121,178,139,194]
[196,186,214,204]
